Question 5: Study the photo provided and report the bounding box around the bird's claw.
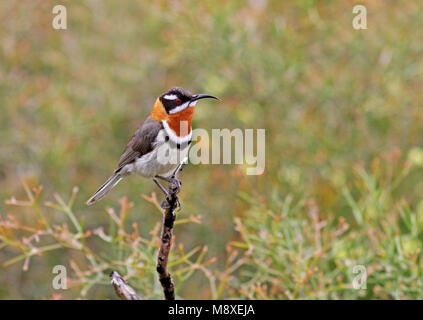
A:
[160,198,170,209]
[168,177,181,195]
[176,197,182,211]
[160,195,182,211]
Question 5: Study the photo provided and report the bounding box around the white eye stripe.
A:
[164,94,178,100]
[169,101,191,114]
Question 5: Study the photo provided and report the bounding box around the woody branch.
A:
[110,159,186,300]
[110,271,141,300]
[156,160,186,300]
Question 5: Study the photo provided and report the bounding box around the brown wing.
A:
[114,116,163,173]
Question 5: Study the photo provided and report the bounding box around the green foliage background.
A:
[1,0,423,299]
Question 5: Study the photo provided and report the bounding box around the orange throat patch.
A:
[150,99,168,121]
[150,98,194,137]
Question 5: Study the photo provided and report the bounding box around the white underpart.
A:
[121,126,192,178]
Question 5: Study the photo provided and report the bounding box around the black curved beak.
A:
[190,94,220,102]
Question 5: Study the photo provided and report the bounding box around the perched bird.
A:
[86,87,219,206]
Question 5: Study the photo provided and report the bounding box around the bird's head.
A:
[159,87,219,114]
[150,87,220,121]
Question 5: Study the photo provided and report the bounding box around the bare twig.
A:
[156,160,186,300]
[110,158,187,300]
[110,271,141,300]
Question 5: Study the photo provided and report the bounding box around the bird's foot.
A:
[155,175,182,194]
[155,176,182,210]
[160,195,181,211]
[168,177,181,195]
[160,198,170,209]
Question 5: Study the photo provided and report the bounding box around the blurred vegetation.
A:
[1,0,423,299]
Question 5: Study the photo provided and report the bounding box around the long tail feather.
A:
[86,173,122,205]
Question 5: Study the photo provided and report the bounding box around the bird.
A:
[86,86,219,206]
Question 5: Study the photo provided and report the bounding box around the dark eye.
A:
[176,98,182,105]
